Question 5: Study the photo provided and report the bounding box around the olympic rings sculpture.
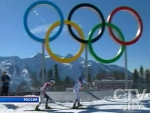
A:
[23,1,143,64]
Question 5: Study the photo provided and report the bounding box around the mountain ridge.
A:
[0,53,132,92]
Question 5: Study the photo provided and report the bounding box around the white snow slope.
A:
[0,93,150,113]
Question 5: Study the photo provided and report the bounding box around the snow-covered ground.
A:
[0,93,150,113]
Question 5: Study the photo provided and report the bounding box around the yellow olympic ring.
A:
[45,20,85,63]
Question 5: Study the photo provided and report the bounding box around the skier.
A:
[35,79,55,111]
[72,74,89,108]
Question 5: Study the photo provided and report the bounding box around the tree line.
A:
[17,64,133,91]
[132,66,150,92]
[29,64,75,91]
[16,64,150,92]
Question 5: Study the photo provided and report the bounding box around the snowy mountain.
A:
[0,53,132,92]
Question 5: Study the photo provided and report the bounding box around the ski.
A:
[24,109,58,112]
[59,107,95,110]
[71,107,95,109]
[72,105,92,109]
[24,110,48,111]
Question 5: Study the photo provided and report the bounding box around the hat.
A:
[81,74,85,79]
[3,71,7,73]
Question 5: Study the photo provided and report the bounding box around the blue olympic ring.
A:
[23,1,64,43]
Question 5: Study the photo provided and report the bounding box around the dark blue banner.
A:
[0,96,40,103]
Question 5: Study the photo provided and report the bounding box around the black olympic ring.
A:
[67,3,105,44]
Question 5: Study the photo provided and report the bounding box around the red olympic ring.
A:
[107,6,143,45]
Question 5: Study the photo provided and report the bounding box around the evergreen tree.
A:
[62,76,74,91]
[139,66,144,90]
[120,72,125,80]
[145,69,150,84]
[139,66,144,82]
[39,69,42,79]
[102,70,107,79]
[95,74,100,80]
[145,69,150,92]
[54,64,60,82]
[54,64,61,91]
[96,70,105,80]
[39,68,46,83]
[47,69,53,82]
[95,74,99,80]
[114,71,120,80]
[65,76,71,84]
[88,73,91,82]
[133,69,139,89]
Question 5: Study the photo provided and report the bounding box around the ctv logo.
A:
[114,89,146,110]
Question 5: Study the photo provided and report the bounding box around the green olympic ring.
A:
[88,23,125,63]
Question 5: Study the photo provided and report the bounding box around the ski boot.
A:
[78,102,83,107]
[35,105,41,111]
[72,103,78,109]
[45,105,51,109]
